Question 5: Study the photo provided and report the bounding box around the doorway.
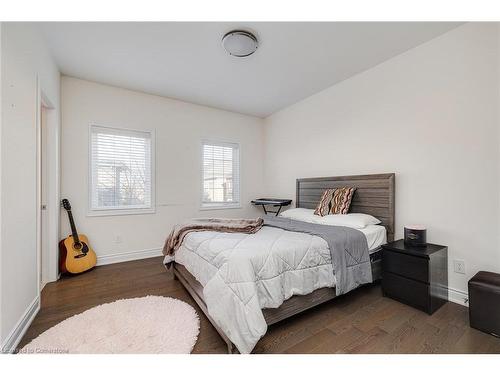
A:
[36,84,59,292]
[40,104,49,289]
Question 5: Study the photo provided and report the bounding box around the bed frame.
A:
[172,173,395,353]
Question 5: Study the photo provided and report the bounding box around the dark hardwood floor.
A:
[19,257,500,353]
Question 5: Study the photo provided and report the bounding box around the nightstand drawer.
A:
[382,272,429,312]
[382,250,428,283]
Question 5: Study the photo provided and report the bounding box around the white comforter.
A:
[173,226,335,353]
[171,223,385,353]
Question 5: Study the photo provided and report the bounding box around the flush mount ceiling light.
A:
[222,30,258,57]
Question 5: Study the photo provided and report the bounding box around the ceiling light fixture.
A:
[222,30,258,57]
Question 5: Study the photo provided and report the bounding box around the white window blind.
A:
[90,125,154,214]
[202,141,240,208]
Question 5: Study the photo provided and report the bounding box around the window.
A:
[201,140,240,209]
[89,125,154,215]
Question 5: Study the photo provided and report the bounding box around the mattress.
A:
[361,224,387,254]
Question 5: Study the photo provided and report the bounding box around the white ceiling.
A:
[39,22,462,118]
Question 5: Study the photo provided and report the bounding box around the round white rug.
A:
[22,296,200,354]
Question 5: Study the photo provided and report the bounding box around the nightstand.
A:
[381,239,448,315]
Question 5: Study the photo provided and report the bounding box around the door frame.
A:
[36,76,60,292]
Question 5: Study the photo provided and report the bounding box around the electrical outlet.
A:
[454,259,466,274]
[113,235,122,244]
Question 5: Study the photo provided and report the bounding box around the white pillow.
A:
[312,213,381,229]
[280,208,380,229]
[279,208,316,224]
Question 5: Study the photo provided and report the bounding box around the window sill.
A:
[87,207,156,217]
[199,204,242,211]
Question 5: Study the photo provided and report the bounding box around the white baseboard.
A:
[448,287,469,307]
[1,295,40,353]
[96,247,163,266]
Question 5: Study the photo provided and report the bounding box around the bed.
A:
[169,173,395,353]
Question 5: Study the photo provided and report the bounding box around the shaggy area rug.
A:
[22,296,200,354]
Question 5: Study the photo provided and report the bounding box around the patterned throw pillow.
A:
[330,187,356,214]
[313,189,335,216]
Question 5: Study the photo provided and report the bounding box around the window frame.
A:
[200,139,241,210]
[87,124,156,217]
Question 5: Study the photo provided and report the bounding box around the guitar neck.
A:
[66,210,80,244]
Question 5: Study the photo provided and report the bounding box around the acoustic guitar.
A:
[59,199,97,274]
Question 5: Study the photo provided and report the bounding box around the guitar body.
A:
[60,199,96,274]
[59,234,97,274]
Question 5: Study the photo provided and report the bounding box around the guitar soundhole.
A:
[73,242,89,254]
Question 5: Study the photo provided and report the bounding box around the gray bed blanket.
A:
[264,216,372,295]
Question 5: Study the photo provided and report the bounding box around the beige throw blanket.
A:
[163,217,264,256]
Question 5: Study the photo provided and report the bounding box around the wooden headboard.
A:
[296,173,395,242]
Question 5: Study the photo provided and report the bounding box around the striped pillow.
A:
[330,187,356,214]
[313,189,335,216]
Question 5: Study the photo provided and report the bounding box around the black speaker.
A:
[404,225,427,247]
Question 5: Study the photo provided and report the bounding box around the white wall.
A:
[0,23,60,350]
[60,77,264,263]
[0,21,3,345]
[263,23,500,301]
